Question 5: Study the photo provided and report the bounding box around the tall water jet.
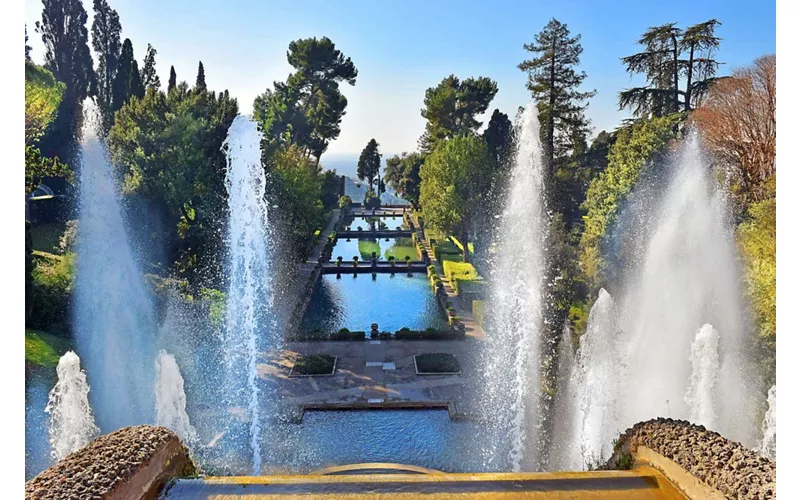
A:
[616,132,757,445]
[223,115,274,474]
[760,385,776,459]
[74,100,157,430]
[574,289,624,468]
[547,322,579,471]
[155,350,197,446]
[685,324,721,428]
[481,102,547,471]
[45,351,99,461]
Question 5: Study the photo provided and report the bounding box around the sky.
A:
[24,0,775,158]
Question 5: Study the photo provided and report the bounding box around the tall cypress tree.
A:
[111,38,137,110]
[91,0,122,119]
[140,43,160,90]
[195,61,206,90]
[168,65,177,93]
[129,59,145,99]
[518,18,595,175]
[35,0,96,159]
[357,138,382,192]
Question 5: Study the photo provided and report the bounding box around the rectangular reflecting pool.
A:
[331,237,417,262]
[344,216,406,231]
[301,273,448,334]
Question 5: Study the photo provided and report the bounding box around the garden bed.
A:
[290,354,338,377]
[414,353,462,375]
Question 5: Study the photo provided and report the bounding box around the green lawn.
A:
[30,222,66,254]
[25,329,72,368]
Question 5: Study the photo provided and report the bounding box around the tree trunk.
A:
[460,231,470,263]
[548,36,557,173]
[685,44,695,112]
[672,34,680,113]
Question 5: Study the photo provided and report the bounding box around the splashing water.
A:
[547,321,579,471]
[481,102,547,471]
[573,289,626,469]
[760,385,776,459]
[223,115,274,474]
[45,352,99,461]
[552,132,762,468]
[74,99,157,431]
[155,350,197,445]
[685,324,721,428]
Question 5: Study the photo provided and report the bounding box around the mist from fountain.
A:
[45,351,99,461]
[760,385,776,459]
[74,99,157,431]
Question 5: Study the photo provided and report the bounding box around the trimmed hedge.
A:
[395,328,465,340]
[443,261,478,281]
[433,241,461,262]
[331,330,366,340]
[415,353,461,373]
[454,279,488,303]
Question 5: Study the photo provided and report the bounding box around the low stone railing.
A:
[605,418,775,499]
[25,425,195,500]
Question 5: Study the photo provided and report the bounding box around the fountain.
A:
[552,131,762,468]
[45,352,99,461]
[760,385,776,459]
[685,324,721,428]
[573,289,624,469]
[155,350,197,446]
[481,102,547,471]
[222,115,274,474]
[74,99,157,431]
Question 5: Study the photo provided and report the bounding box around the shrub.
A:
[443,261,479,281]
[364,189,381,209]
[338,195,353,210]
[331,330,365,340]
[29,253,74,334]
[473,300,485,327]
[293,354,336,375]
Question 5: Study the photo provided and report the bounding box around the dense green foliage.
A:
[419,135,492,261]
[141,44,161,90]
[580,114,683,287]
[112,38,144,112]
[25,61,66,147]
[419,75,498,154]
[25,146,72,194]
[384,152,424,209]
[29,252,74,334]
[25,329,72,368]
[254,36,357,162]
[108,82,238,279]
[415,353,461,373]
[737,186,776,382]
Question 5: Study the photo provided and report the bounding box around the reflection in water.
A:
[332,237,416,262]
[301,274,448,334]
[344,216,406,231]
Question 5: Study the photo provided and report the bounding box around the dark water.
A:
[25,368,56,480]
[343,216,406,231]
[192,410,487,475]
[301,273,448,334]
[331,237,417,262]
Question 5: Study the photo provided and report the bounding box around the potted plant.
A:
[353,256,359,267]
[405,255,412,268]
[389,256,396,267]
[370,323,379,338]
[336,256,343,267]
[357,226,363,232]
[447,306,456,318]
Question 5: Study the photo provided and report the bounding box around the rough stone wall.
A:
[606,418,775,499]
[25,425,196,500]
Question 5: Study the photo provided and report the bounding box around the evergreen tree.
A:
[129,59,145,99]
[111,38,139,111]
[357,138,382,192]
[620,20,722,117]
[518,18,595,174]
[195,61,206,90]
[141,43,160,90]
[168,65,177,93]
[25,25,32,60]
[91,0,122,118]
[35,0,96,160]
[419,75,498,154]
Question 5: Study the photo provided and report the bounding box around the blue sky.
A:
[25,0,775,158]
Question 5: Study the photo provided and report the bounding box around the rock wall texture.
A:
[606,418,776,500]
[25,425,196,500]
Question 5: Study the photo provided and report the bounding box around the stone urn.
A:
[370,323,379,338]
